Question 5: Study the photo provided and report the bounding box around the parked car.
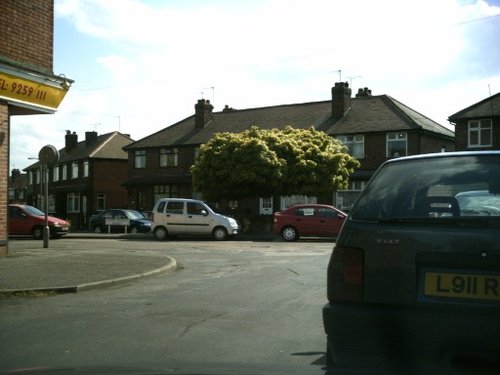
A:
[8,204,70,239]
[89,209,152,233]
[272,204,346,241]
[323,151,500,371]
[152,198,240,241]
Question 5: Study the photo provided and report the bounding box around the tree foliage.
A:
[191,126,360,200]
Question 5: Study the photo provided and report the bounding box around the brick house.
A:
[448,91,500,151]
[24,130,134,230]
[124,82,455,220]
[1,0,71,255]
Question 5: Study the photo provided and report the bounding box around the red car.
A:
[8,204,70,239]
[272,204,346,241]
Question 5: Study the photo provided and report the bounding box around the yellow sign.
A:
[0,71,69,112]
[424,271,500,302]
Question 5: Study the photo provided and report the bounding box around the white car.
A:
[152,198,240,241]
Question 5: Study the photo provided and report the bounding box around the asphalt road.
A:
[0,238,337,374]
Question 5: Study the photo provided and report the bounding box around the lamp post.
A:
[38,145,59,248]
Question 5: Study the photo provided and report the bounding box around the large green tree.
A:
[191,126,360,201]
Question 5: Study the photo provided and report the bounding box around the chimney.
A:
[11,169,20,179]
[85,131,98,145]
[331,82,352,119]
[356,87,372,98]
[195,99,214,129]
[65,130,78,151]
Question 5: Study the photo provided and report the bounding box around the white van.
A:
[152,198,240,241]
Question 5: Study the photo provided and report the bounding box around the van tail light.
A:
[327,245,363,302]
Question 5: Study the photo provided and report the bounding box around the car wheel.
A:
[93,225,104,234]
[281,226,298,241]
[32,226,43,240]
[129,226,139,234]
[154,226,168,241]
[213,226,228,241]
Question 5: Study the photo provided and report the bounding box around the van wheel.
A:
[281,226,298,241]
[154,226,168,241]
[32,226,43,240]
[94,225,104,234]
[213,227,228,241]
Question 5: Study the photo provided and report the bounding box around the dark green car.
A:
[323,151,500,372]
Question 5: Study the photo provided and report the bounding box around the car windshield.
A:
[23,205,45,216]
[351,154,500,221]
[124,210,147,220]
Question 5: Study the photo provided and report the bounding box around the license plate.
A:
[421,270,500,304]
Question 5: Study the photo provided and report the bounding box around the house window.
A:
[194,147,200,163]
[67,192,80,213]
[52,167,59,182]
[71,162,78,179]
[62,164,67,180]
[335,180,367,212]
[337,135,365,159]
[35,170,40,184]
[159,148,178,167]
[468,119,492,147]
[83,160,89,177]
[28,171,33,185]
[154,185,179,202]
[387,132,407,158]
[279,195,317,211]
[134,150,146,168]
[97,193,106,211]
[259,197,273,215]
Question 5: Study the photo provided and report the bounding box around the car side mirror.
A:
[201,210,208,216]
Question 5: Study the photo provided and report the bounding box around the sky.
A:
[9,0,500,173]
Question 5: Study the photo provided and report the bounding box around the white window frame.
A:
[67,192,80,213]
[71,162,78,179]
[154,184,179,202]
[62,165,67,180]
[135,150,146,168]
[259,197,273,215]
[337,134,365,159]
[279,195,317,211]
[468,119,492,148]
[386,132,407,158]
[97,193,106,211]
[159,148,178,167]
[83,160,89,177]
[52,166,59,182]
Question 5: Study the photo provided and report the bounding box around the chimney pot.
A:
[65,130,78,151]
[195,98,214,129]
[331,82,352,119]
[85,131,98,145]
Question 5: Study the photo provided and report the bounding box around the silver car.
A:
[323,151,500,372]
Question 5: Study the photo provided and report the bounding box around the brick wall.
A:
[0,102,8,255]
[92,160,130,211]
[0,0,54,73]
[1,0,54,254]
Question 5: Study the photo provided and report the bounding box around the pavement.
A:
[0,232,176,296]
[0,231,275,296]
